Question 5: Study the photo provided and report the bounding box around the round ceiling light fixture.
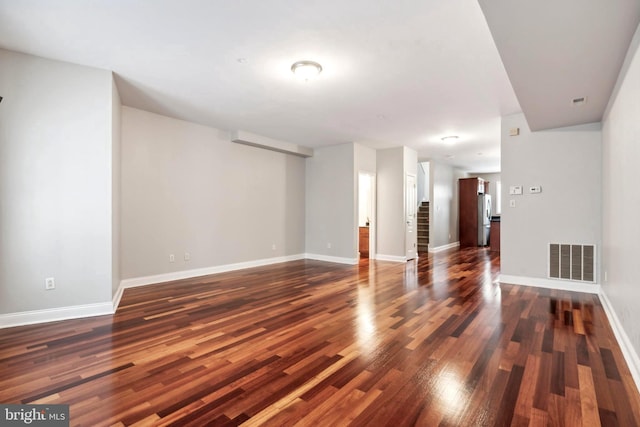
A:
[441,135,459,142]
[291,60,323,80]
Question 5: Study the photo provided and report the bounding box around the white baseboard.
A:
[428,241,460,253]
[498,274,601,294]
[304,253,358,265]
[598,290,640,393]
[374,254,407,262]
[0,254,308,328]
[112,285,125,312]
[119,254,306,291]
[0,302,114,329]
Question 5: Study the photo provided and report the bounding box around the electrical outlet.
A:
[272,243,276,250]
[327,242,332,249]
[169,254,175,262]
[45,277,55,290]
[184,252,191,261]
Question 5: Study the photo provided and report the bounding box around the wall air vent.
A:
[549,243,595,283]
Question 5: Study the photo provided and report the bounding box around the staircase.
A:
[417,201,429,254]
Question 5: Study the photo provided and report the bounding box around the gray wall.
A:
[121,107,306,279]
[429,162,467,249]
[0,49,115,313]
[305,143,356,260]
[376,147,417,259]
[602,24,640,356]
[111,77,121,297]
[377,148,405,258]
[500,113,602,280]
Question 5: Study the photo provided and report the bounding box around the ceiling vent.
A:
[571,96,588,106]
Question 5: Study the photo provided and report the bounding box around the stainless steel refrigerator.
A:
[478,194,492,246]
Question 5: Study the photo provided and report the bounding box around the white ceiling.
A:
[0,1,637,172]
[479,0,640,132]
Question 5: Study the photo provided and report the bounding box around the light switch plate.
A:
[509,185,523,195]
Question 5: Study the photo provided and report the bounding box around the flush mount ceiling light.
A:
[291,60,322,80]
[441,135,459,142]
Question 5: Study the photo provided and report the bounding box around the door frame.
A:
[358,172,376,259]
[405,173,417,260]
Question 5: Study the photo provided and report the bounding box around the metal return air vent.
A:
[549,243,595,283]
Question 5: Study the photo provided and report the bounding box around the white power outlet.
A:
[327,242,332,249]
[45,277,55,290]
[169,254,175,262]
[184,252,191,261]
[272,243,276,250]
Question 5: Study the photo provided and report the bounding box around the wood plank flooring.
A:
[1,248,640,426]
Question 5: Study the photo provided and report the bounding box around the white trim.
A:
[498,274,601,294]
[599,290,640,393]
[374,254,407,262]
[112,285,125,312]
[304,253,358,265]
[0,302,114,329]
[120,254,306,289]
[428,241,460,253]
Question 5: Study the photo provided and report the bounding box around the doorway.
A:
[358,172,376,260]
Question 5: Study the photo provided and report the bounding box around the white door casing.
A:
[406,174,417,260]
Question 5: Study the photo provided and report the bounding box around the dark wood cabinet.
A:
[490,220,500,252]
[359,227,369,258]
[459,177,488,248]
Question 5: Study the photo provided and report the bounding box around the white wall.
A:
[121,107,305,279]
[377,148,405,258]
[305,143,356,260]
[500,113,602,281]
[376,146,417,259]
[0,49,115,314]
[602,24,640,357]
[429,162,466,249]
[111,77,121,297]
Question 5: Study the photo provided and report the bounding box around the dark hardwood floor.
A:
[1,248,640,426]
